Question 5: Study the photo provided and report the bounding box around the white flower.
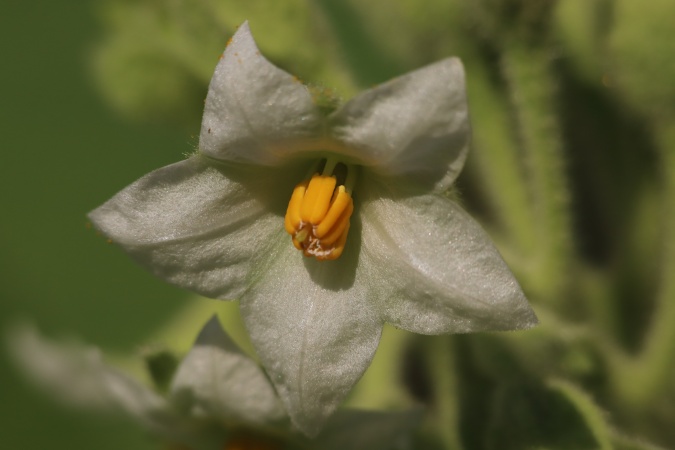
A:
[89,22,537,435]
[9,318,420,449]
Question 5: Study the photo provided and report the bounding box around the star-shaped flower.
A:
[89,22,537,435]
[10,317,419,449]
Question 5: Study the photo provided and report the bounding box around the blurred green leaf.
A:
[608,0,675,117]
[484,380,602,450]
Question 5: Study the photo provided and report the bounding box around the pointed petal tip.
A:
[232,20,252,42]
[521,307,540,330]
[434,55,465,78]
[86,206,111,239]
[222,21,256,62]
[200,19,320,164]
[500,302,540,333]
[239,258,383,438]
[485,284,539,333]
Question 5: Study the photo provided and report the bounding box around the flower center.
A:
[284,159,356,261]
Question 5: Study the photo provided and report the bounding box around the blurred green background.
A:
[0,1,189,449]
[2,0,675,449]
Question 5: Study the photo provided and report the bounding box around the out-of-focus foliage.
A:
[92,0,358,128]
[91,0,675,448]
[7,0,673,449]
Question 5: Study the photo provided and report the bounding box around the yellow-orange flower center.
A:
[284,162,355,261]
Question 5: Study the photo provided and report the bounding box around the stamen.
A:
[319,200,353,246]
[300,174,336,224]
[284,159,356,261]
[283,180,307,235]
[315,186,351,238]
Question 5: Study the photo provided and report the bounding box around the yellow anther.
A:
[319,200,353,246]
[299,175,336,224]
[284,180,307,234]
[328,222,350,260]
[284,164,355,261]
[314,186,351,238]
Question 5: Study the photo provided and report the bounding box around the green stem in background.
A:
[463,54,538,276]
[609,122,675,408]
[500,43,573,303]
[547,378,613,450]
[427,336,464,450]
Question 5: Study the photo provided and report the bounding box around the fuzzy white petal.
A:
[360,179,538,334]
[330,58,470,191]
[88,156,303,300]
[199,22,322,165]
[170,316,285,426]
[239,240,382,437]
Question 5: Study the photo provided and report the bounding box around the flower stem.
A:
[463,53,538,262]
[609,122,675,408]
[547,378,613,450]
[500,42,573,303]
[427,335,464,450]
[313,0,404,88]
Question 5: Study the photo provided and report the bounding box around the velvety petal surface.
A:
[199,22,322,165]
[88,156,304,300]
[170,316,285,426]
[329,58,470,192]
[239,238,382,437]
[360,178,538,334]
[8,325,178,435]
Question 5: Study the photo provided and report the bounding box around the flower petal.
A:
[7,324,176,434]
[329,58,470,191]
[360,179,538,334]
[239,241,382,437]
[199,22,322,165]
[88,156,303,300]
[170,316,286,426]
